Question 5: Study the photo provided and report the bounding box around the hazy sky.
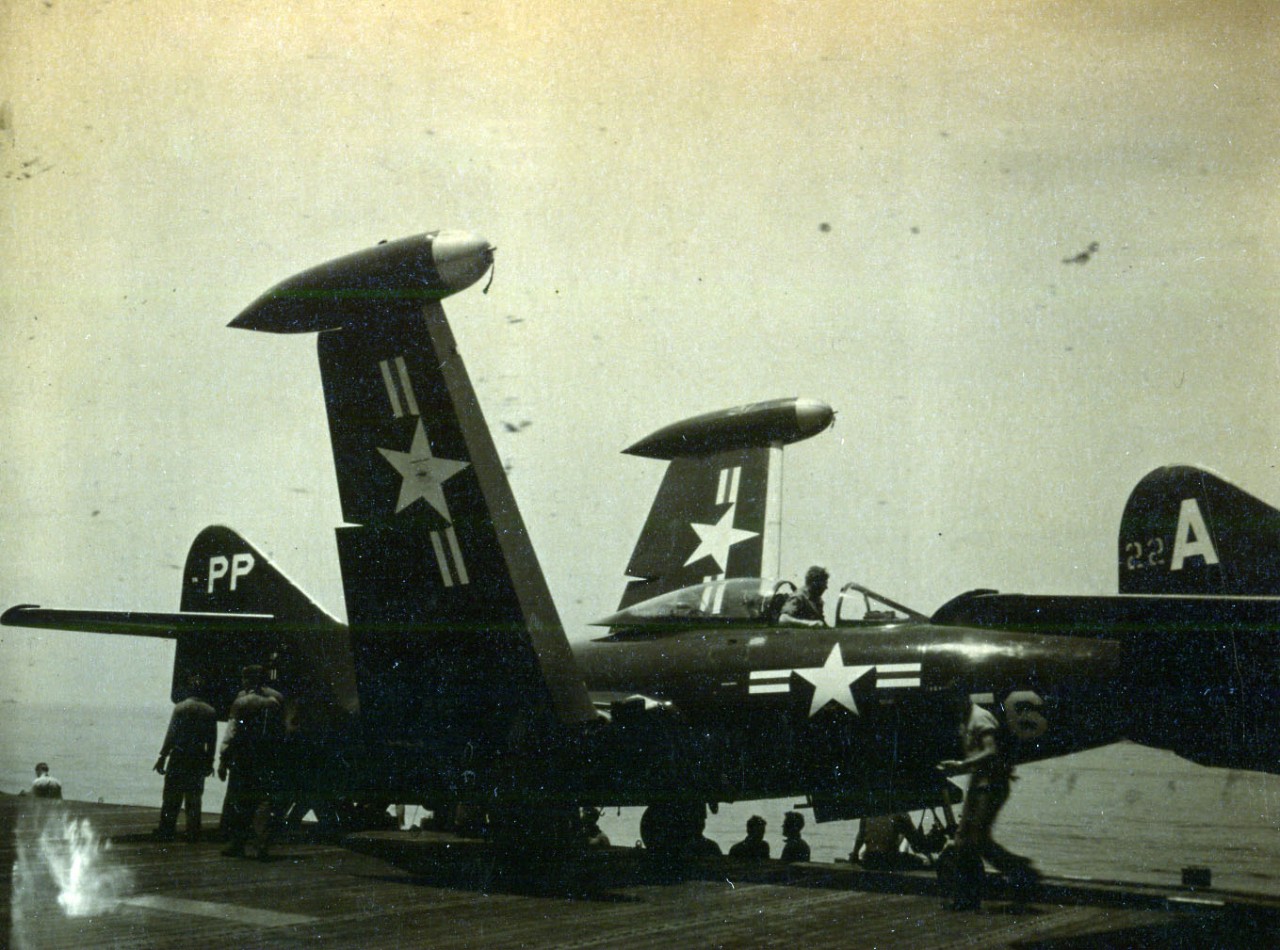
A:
[2,0,1277,707]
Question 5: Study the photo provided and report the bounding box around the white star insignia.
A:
[794,644,873,716]
[683,504,759,570]
[378,420,470,518]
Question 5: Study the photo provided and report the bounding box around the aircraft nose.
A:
[432,230,495,295]
[793,398,835,438]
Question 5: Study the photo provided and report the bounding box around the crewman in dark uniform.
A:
[780,811,810,863]
[580,807,611,848]
[728,815,771,860]
[152,674,217,842]
[779,566,829,628]
[218,665,284,859]
[30,762,62,799]
[937,693,1040,910]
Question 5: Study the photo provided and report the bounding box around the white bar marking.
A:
[124,894,317,927]
[379,360,404,417]
[394,356,419,416]
[749,683,791,694]
[445,526,469,585]
[750,670,791,681]
[430,531,453,587]
[877,663,921,674]
[877,678,921,688]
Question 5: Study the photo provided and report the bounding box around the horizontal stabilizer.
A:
[1,605,273,638]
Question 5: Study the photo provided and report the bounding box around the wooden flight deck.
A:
[3,796,1275,949]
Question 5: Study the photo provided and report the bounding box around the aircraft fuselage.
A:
[571,620,1123,813]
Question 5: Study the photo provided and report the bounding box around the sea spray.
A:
[11,801,132,948]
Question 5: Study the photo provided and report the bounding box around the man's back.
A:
[224,688,283,764]
[165,698,217,750]
[31,774,62,799]
[729,837,770,860]
[781,838,810,862]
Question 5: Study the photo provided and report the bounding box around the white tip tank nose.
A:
[432,230,494,294]
[792,398,835,437]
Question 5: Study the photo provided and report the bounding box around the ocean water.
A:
[3,701,1276,895]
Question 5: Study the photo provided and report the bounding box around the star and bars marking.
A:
[748,644,923,716]
[374,356,472,588]
[685,465,759,581]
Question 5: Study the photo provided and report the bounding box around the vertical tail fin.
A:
[231,232,597,755]
[617,398,833,609]
[176,526,354,720]
[1119,465,1280,595]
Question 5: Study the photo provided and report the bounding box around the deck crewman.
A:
[153,673,217,842]
[30,762,62,799]
[937,693,1040,910]
[218,665,285,860]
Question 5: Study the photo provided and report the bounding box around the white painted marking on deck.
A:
[124,894,317,927]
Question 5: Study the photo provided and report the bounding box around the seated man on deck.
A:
[852,812,930,871]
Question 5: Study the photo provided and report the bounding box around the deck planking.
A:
[3,796,1275,949]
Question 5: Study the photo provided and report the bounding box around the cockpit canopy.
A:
[594,577,784,629]
[594,577,925,635]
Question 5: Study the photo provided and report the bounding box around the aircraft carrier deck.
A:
[4,796,1277,949]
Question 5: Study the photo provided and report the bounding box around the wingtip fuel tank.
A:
[623,397,835,459]
[229,229,494,334]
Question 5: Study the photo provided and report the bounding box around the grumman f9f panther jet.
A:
[5,233,1276,856]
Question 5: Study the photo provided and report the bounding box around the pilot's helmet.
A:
[805,566,829,586]
[747,815,766,831]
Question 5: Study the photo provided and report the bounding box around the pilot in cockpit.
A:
[778,566,829,628]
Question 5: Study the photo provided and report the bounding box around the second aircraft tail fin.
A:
[1119,465,1280,595]
[176,525,355,719]
[618,397,833,610]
